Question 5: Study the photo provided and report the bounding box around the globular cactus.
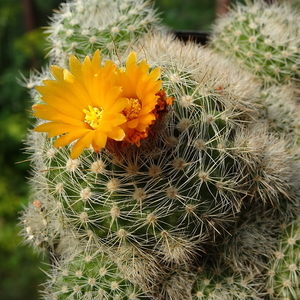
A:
[191,261,264,300]
[43,245,150,300]
[46,0,163,66]
[258,85,300,142]
[210,0,300,86]
[265,219,300,300]
[20,0,300,299]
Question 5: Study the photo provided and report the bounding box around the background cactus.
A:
[20,0,300,299]
[210,0,300,86]
[46,0,163,66]
[265,219,300,300]
[42,245,150,300]
[258,85,300,142]
[191,261,264,300]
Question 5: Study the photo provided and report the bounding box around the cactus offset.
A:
[47,0,163,65]
[266,219,300,300]
[210,0,300,86]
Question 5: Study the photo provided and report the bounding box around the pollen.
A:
[83,105,104,129]
[123,98,142,121]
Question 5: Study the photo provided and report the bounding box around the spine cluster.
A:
[20,1,300,300]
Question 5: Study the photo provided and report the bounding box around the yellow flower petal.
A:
[33,50,172,157]
[36,84,83,112]
[71,130,95,159]
[54,129,91,148]
[34,122,87,138]
[92,130,108,153]
[33,104,84,127]
[36,94,84,120]
[107,127,125,141]
[69,54,84,83]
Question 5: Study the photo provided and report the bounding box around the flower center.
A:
[83,105,104,129]
[123,98,142,121]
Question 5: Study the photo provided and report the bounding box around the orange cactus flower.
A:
[33,50,170,159]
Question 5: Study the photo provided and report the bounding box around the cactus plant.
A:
[210,0,300,86]
[191,261,264,300]
[46,0,163,66]
[20,0,300,299]
[265,219,300,300]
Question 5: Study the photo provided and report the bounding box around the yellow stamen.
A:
[123,98,142,121]
[83,105,104,129]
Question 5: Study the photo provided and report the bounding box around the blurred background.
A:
[0,0,243,299]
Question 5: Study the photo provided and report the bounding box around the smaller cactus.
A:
[191,261,263,300]
[265,219,300,300]
[259,84,300,141]
[42,247,150,300]
[210,0,300,86]
[46,0,162,66]
[220,212,281,274]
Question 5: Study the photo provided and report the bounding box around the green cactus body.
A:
[266,220,300,300]
[31,94,241,264]
[258,85,300,142]
[210,0,300,85]
[191,262,263,300]
[47,0,162,65]
[44,247,149,300]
